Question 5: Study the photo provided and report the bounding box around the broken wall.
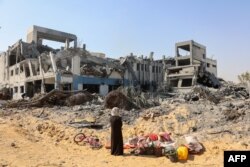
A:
[0,53,6,87]
[121,54,163,90]
[206,58,217,76]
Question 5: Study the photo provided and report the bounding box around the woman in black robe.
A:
[110,107,123,155]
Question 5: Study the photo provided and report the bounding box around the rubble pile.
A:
[197,71,221,88]
[118,87,160,108]
[4,90,96,108]
[217,82,249,99]
[183,82,249,104]
[104,90,138,110]
[65,92,95,106]
[80,64,106,77]
[183,85,220,104]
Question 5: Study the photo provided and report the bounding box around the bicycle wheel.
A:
[74,133,86,144]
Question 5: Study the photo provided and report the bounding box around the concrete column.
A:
[72,55,80,75]
[28,60,34,77]
[27,31,37,43]
[175,45,179,66]
[176,58,179,66]
[24,82,27,94]
[78,84,83,90]
[74,39,77,48]
[55,73,60,90]
[37,39,43,46]
[192,75,197,86]
[178,79,182,88]
[99,84,109,96]
[38,56,43,77]
[6,50,10,80]
[49,52,57,72]
[41,80,45,93]
[141,55,144,85]
[190,42,193,65]
[65,38,69,50]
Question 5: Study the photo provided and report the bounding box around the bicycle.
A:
[74,133,102,149]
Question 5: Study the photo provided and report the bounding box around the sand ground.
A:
[0,112,249,167]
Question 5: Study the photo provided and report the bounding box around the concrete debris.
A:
[104,90,138,110]
[80,64,106,77]
[4,90,95,108]
[183,81,249,104]
[69,118,103,129]
[223,109,244,121]
[197,71,221,88]
[65,92,95,106]
[118,87,160,108]
[218,82,249,99]
[183,85,220,104]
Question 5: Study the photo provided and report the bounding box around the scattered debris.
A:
[104,90,138,110]
[4,90,95,108]
[183,85,220,104]
[65,92,95,106]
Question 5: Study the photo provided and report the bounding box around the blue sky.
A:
[0,0,249,82]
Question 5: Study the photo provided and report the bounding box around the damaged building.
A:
[0,26,220,99]
[164,40,220,91]
[120,52,163,91]
[0,25,126,99]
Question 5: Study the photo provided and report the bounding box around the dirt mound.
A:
[66,92,95,106]
[104,90,138,110]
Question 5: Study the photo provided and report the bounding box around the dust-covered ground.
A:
[0,96,249,167]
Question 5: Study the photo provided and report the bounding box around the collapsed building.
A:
[0,26,126,99]
[164,40,220,91]
[0,26,220,100]
[0,25,164,99]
